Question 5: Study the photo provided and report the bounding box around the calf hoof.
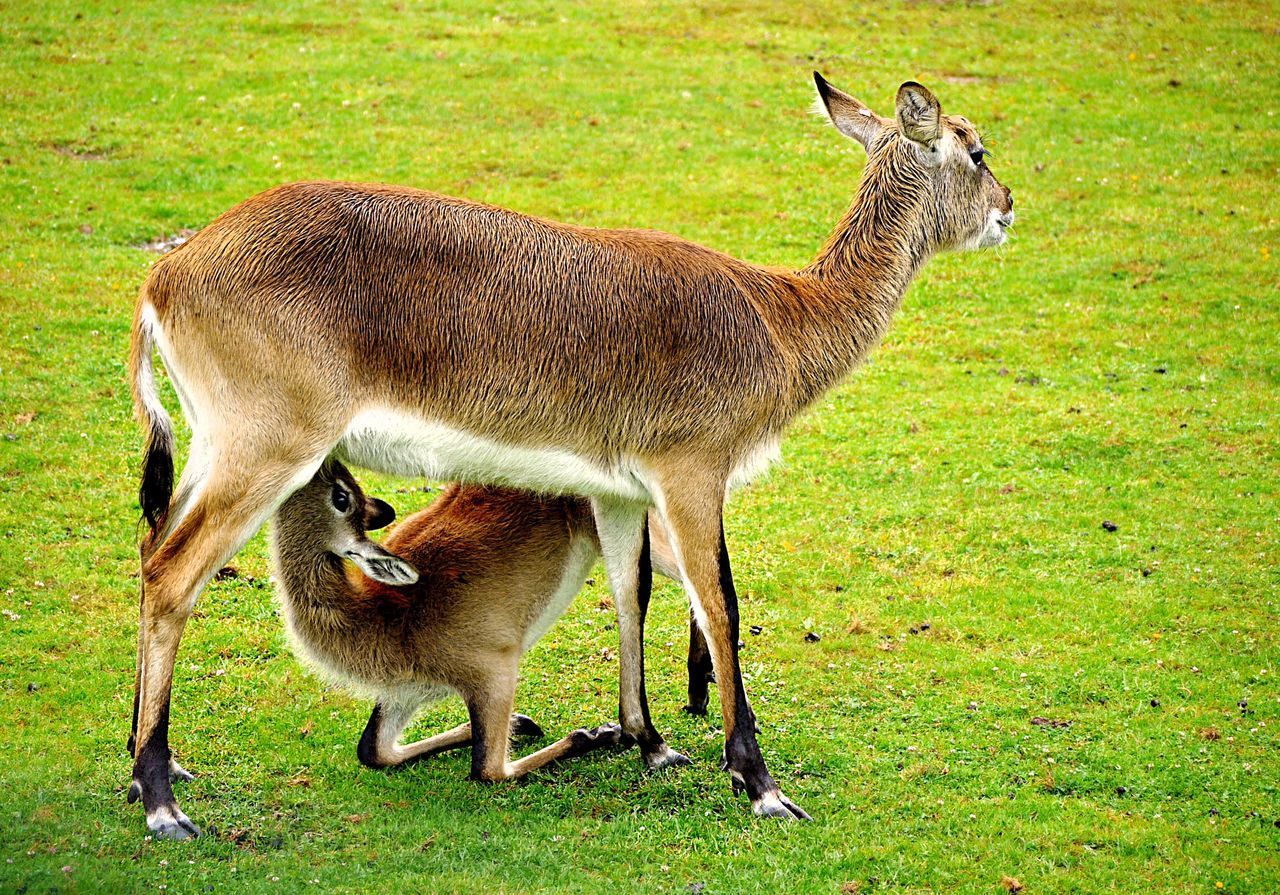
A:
[570,722,629,749]
[510,713,544,739]
[682,700,708,716]
[642,743,692,771]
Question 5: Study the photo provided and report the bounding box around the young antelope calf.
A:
[272,460,665,780]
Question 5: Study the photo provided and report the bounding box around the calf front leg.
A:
[356,703,544,769]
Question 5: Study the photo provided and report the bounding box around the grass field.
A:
[2,0,1278,892]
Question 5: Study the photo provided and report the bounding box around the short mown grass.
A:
[1,1,1277,892]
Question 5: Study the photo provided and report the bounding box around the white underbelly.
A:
[336,407,651,501]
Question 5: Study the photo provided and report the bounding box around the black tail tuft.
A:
[140,422,174,538]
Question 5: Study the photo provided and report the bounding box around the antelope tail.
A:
[130,300,174,541]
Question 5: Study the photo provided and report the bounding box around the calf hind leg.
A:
[465,665,633,782]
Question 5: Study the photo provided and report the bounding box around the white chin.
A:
[978,226,1007,248]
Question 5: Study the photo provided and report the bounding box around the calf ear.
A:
[365,498,396,531]
[813,72,883,151]
[346,541,419,587]
[896,81,942,147]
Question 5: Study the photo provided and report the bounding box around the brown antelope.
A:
[270,459,680,781]
[127,74,1012,837]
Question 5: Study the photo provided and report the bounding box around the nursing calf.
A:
[272,460,681,782]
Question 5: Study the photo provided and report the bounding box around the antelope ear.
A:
[813,72,881,150]
[365,497,396,531]
[896,81,942,147]
[345,541,419,587]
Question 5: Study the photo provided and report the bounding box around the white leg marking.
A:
[591,498,650,739]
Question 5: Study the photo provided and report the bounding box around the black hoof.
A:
[146,803,202,840]
[570,722,625,748]
[682,701,709,716]
[752,790,812,821]
[510,713,544,739]
[643,744,691,771]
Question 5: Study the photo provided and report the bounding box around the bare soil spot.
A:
[136,228,198,253]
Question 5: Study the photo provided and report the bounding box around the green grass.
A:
[1,0,1278,892]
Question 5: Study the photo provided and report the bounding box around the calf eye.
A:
[331,486,351,513]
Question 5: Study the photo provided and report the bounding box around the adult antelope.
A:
[127,74,1013,837]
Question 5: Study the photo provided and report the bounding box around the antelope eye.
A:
[970,148,987,166]
[331,486,351,513]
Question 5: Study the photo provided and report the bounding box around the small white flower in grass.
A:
[292,102,302,110]
[159,860,168,866]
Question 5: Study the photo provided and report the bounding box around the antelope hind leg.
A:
[683,611,714,715]
[130,450,325,839]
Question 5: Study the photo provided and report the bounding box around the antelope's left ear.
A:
[896,81,943,148]
[365,498,396,531]
[813,72,883,151]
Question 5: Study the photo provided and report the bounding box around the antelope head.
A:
[814,73,1015,251]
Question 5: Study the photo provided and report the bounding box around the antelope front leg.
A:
[655,479,810,820]
[591,499,688,770]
